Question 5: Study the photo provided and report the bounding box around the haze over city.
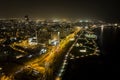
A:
[0,0,120,22]
[0,0,120,80]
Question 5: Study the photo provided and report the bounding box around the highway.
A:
[55,28,84,80]
[56,28,100,80]
[0,27,81,80]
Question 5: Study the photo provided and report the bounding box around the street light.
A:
[58,32,60,43]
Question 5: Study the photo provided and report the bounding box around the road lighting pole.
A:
[58,32,60,43]
[36,30,38,44]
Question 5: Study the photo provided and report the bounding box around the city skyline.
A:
[0,0,120,22]
[0,7,120,79]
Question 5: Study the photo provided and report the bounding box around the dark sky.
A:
[0,0,120,21]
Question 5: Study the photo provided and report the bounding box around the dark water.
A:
[63,27,120,80]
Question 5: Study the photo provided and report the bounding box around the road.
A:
[69,28,100,60]
[55,28,84,80]
[56,28,100,80]
[0,27,81,80]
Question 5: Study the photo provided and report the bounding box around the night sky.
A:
[0,0,120,22]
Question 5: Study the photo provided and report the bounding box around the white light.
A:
[16,55,23,59]
[28,54,32,58]
[101,25,104,31]
[60,69,64,73]
[79,20,83,22]
[96,49,100,52]
[0,67,2,70]
[114,23,118,26]
[70,38,75,41]
[76,56,79,58]
[81,55,84,57]
[85,20,88,22]
[79,49,86,52]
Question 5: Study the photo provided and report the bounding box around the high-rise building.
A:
[24,15,29,22]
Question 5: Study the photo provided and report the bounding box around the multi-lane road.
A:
[0,27,101,80]
[55,27,101,80]
[0,27,81,80]
[0,26,100,80]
